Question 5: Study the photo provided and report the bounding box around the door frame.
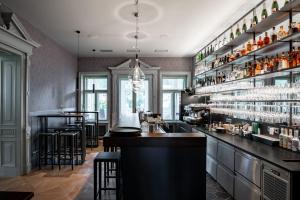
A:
[0,15,39,176]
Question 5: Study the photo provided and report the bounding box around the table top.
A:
[38,113,85,118]
[0,191,34,200]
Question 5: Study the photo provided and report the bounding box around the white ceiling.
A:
[2,0,261,57]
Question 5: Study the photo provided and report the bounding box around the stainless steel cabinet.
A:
[217,164,235,196]
[235,173,261,200]
[235,150,261,187]
[206,155,217,179]
[207,135,218,159]
[262,162,290,200]
[217,141,235,171]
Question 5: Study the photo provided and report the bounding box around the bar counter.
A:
[103,113,207,200]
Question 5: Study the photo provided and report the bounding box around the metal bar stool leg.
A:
[39,135,42,169]
[51,135,54,169]
[58,134,61,170]
[71,135,74,170]
[94,160,97,200]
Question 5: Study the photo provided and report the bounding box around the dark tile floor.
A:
[76,173,232,200]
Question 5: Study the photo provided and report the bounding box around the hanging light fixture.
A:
[128,0,145,93]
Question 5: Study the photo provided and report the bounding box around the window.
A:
[162,76,187,120]
[81,74,108,121]
[119,76,151,118]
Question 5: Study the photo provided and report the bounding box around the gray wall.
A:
[20,17,77,113]
[17,17,78,168]
[78,57,193,72]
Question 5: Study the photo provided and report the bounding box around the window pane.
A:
[163,77,186,90]
[120,79,133,118]
[86,77,107,90]
[85,93,95,111]
[136,80,149,112]
[174,92,181,120]
[97,93,107,120]
[84,93,95,120]
[163,92,173,120]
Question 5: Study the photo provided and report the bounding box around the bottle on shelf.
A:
[277,25,287,40]
[263,32,270,45]
[285,0,289,6]
[279,128,284,147]
[292,129,299,152]
[241,45,247,56]
[261,2,268,20]
[242,18,247,33]
[272,0,279,13]
[271,27,277,43]
[291,22,299,34]
[246,40,252,53]
[255,59,263,75]
[278,52,289,70]
[282,128,288,149]
[236,23,241,37]
[288,129,293,150]
[288,47,297,68]
[230,27,234,41]
[257,36,264,48]
[251,9,258,27]
[252,39,258,51]
[297,47,300,66]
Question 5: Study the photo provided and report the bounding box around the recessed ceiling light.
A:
[127,49,140,53]
[88,34,99,39]
[154,49,168,53]
[100,49,113,53]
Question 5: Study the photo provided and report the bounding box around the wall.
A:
[20,18,77,113]
[17,17,78,168]
[78,57,193,72]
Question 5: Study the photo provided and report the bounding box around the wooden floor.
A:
[0,142,104,200]
[0,140,232,200]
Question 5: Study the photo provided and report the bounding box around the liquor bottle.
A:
[246,40,252,52]
[255,59,262,75]
[271,27,277,42]
[261,2,268,20]
[285,0,289,6]
[230,27,234,40]
[273,54,280,71]
[279,52,288,70]
[272,0,279,13]
[252,39,258,51]
[297,47,300,66]
[257,36,264,48]
[291,22,299,34]
[288,129,293,150]
[241,45,247,56]
[236,23,241,37]
[282,128,288,149]
[242,18,247,33]
[222,34,227,45]
[263,32,270,45]
[251,9,258,28]
[278,25,287,40]
[292,129,299,152]
[268,56,274,72]
[279,128,284,147]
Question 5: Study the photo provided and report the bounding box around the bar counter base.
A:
[121,145,206,200]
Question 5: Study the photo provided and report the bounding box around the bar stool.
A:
[58,131,79,170]
[86,123,96,149]
[94,152,121,200]
[39,132,58,169]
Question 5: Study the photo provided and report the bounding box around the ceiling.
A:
[2,0,261,57]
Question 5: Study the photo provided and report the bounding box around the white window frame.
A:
[160,71,191,121]
[79,72,110,122]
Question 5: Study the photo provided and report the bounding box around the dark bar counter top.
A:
[103,113,206,200]
[195,127,300,172]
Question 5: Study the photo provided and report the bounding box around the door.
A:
[118,75,152,119]
[0,51,22,176]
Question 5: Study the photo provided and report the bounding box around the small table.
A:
[0,191,34,200]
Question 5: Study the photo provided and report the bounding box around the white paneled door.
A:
[0,51,22,176]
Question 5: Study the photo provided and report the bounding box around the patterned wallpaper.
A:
[78,57,193,72]
[19,17,78,113]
